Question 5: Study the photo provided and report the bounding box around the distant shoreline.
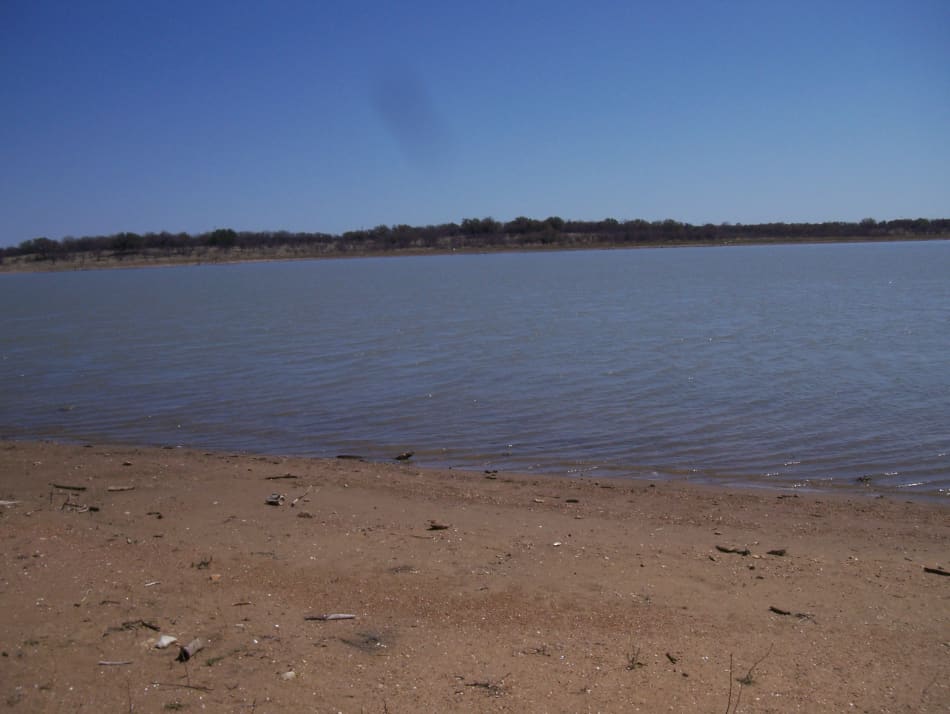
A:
[2,234,947,274]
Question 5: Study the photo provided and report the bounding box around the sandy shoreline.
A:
[1,440,947,712]
[4,237,946,275]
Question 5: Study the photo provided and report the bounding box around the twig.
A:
[265,474,299,480]
[291,484,313,507]
[465,672,510,696]
[715,545,751,556]
[739,643,773,685]
[151,681,213,693]
[725,654,734,714]
[923,566,949,577]
[107,485,135,492]
[725,644,773,713]
[304,613,356,621]
[625,646,645,670]
[99,660,133,666]
[52,483,86,491]
[769,605,814,621]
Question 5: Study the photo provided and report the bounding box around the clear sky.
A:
[1,0,947,246]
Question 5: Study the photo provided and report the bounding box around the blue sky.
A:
[1,0,947,246]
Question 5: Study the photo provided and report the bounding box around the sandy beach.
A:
[1,440,947,712]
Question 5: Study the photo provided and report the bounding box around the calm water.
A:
[2,242,948,497]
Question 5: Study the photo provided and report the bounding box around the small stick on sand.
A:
[304,613,356,621]
[715,545,751,556]
[151,681,213,693]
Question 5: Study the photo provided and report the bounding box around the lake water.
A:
[1,242,948,497]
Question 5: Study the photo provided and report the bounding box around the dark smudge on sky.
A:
[371,69,453,173]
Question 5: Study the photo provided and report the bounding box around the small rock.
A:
[280,670,297,681]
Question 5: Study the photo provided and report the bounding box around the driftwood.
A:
[923,566,950,577]
[98,660,133,666]
[107,485,135,492]
[265,474,299,480]
[52,483,86,491]
[304,613,356,621]
[427,520,451,531]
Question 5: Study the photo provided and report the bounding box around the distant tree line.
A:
[3,216,948,265]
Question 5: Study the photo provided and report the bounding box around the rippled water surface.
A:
[2,242,948,496]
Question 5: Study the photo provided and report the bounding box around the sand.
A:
[1,440,947,713]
